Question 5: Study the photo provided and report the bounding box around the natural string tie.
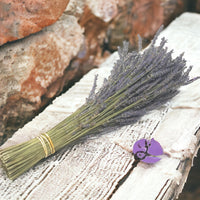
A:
[37,133,55,157]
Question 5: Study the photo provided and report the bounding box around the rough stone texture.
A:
[66,0,119,73]
[0,14,84,143]
[71,0,189,73]
[86,0,118,22]
[106,0,189,50]
[0,0,69,46]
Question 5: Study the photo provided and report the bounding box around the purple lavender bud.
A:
[133,138,163,163]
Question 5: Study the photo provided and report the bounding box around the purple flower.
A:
[133,138,163,163]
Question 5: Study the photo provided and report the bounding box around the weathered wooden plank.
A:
[0,12,200,200]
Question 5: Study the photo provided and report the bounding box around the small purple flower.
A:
[133,138,163,163]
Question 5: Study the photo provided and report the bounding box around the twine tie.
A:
[37,133,55,157]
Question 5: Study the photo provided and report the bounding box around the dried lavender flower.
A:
[85,27,193,130]
[0,27,197,180]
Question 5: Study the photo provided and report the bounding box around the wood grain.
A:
[0,12,200,200]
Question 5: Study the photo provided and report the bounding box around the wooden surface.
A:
[0,12,200,200]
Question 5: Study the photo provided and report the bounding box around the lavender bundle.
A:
[0,27,195,180]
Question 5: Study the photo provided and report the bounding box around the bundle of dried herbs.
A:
[0,27,197,180]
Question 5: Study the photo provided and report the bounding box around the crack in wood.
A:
[155,179,171,200]
[107,160,139,199]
